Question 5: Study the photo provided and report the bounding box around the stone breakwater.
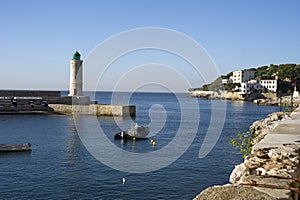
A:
[194,107,300,200]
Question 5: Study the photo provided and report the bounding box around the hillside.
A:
[192,63,300,93]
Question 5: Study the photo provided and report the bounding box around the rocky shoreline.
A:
[188,91,300,108]
[194,108,300,200]
[254,96,300,108]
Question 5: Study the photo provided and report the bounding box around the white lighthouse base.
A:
[293,91,299,98]
[71,96,91,105]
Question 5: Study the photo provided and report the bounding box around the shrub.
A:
[230,131,254,158]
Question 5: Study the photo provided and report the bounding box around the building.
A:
[258,80,277,92]
[239,79,277,94]
[69,51,83,96]
[67,51,91,105]
[231,70,255,83]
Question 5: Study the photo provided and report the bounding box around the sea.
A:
[0,92,280,199]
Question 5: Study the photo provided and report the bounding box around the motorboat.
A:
[0,143,31,152]
[114,124,149,140]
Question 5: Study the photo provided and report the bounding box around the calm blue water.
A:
[0,92,279,199]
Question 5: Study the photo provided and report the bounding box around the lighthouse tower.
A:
[68,51,83,96]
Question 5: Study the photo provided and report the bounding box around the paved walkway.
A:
[254,107,300,150]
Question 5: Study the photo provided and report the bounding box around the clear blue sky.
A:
[0,0,299,91]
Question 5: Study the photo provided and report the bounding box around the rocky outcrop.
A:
[249,112,286,144]
[187,90,224,99]
[254,97,300,107]
[195,108,300,200]
[195,185,280,200]
[188,91,244,100]
[188,90,281,102]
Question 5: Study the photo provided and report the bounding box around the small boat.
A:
[114,124,150,140]
[0,143,31,152]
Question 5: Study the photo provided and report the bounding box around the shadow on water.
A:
[0,151,32,157]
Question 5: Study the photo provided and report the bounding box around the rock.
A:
[245,156,265,169]
[289,156,298,164]
[286,165,292,170]
[277,169,292,178]
[256,150,266,158]
[256,167,267,175]
[268,112,284,121]
[229,163,247,184]
[267,168,278,176]
[282,159,293,166]
[264,118,273,125]
[267,149,282,161]
[194,185,277,200]
[263,161,280,171]
[241,175,293,199]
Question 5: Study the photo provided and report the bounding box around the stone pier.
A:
[195,107,300,200]
[49,104,136,117]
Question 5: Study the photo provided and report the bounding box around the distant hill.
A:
[191,63,300,93]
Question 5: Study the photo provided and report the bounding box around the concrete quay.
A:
[0,90,136,117]
[49,104,136,117]
[195,107,300,200]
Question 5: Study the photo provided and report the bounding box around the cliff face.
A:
[194,108,300,200]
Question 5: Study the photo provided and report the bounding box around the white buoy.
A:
[122,177,126,184]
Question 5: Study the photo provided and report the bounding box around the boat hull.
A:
[0,143,31,152]
[114,126,150,140]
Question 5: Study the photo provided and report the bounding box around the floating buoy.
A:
[151,139,156,146]
[122,177,126,184]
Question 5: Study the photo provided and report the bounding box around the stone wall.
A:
[49,104,136,117]
[0,90,61,98]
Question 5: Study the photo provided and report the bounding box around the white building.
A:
[231,70,255,83]
[258,80,277,92]
[238,79,277,94]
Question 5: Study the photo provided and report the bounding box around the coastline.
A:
[188,90,300,107]
[194,107,300,200]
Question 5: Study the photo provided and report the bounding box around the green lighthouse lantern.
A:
[73,51,81,60]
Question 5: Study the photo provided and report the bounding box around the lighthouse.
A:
[68,51,83,96]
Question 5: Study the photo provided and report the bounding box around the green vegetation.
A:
[224,82,240,92]
[200,76,224,91]
[254,64,300,80]
[193,63,300,93]
[230,131,254,158]
[249,63,300,93]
